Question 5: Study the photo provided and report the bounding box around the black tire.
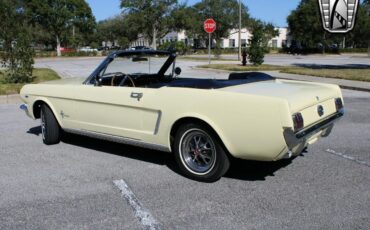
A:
[174,123,230,182]
[40,104,61,145]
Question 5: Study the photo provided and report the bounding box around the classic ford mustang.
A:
[20,50,344,181]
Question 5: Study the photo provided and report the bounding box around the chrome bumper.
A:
[283,109,344,156]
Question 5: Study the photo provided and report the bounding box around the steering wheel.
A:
[118,74,136,87]
[111,72,125,86]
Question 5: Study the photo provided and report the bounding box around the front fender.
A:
[27,96,64,128]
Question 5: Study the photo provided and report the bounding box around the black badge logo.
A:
[318,0,359,33]
[317,105,325,117]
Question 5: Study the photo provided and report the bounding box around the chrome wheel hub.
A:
[180,129,216,175]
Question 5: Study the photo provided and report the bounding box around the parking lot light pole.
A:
[238,0,242,61]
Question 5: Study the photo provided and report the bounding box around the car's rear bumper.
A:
[282,109,344,157]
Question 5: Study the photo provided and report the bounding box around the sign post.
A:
[204,18,216,64]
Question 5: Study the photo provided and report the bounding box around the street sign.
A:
[204,19,216,65]
[204,18,216,34]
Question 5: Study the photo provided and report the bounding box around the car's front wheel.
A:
[174,123,230,182]
[40,104,61,145]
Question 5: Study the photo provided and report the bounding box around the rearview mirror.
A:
[132,57,148,62]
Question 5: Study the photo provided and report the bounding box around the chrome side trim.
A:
[64,128,171,152]
[154,110,162,135]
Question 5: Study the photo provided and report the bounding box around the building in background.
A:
[268,28,290,48]
[157,27,291,49]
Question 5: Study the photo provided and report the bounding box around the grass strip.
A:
[0,68,60,95]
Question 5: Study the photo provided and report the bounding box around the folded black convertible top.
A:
[149,72,275,89]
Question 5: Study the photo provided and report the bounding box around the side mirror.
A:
[174,67,182,75]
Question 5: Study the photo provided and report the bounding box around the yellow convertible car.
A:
[20,50,344,181]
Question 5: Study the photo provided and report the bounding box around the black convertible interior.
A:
[85,50,275,89]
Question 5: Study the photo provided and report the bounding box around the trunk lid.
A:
[219,79,339,113]
[219,79,341,128]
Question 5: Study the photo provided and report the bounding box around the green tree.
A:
[97,15,139,48]
[25,0,96,56]
[0,0,34,83]
[192,0,251,53]
[120,0,179,49]
[30,24,54,50]
[97,17,122,47]
[288,0,370,50]
[346,1,370,48]
[365,0,370,54]
[287,0,324,48]
[364,0,370,11]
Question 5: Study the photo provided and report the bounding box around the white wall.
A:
[267,28,290,48]
[134,27,290,49]
[220,29,252,48]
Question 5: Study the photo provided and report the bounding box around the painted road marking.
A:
[113,179,162,230]
[326,149,370,168]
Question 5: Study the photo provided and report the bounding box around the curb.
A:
[0,94,22,104]
[276,77,370,93]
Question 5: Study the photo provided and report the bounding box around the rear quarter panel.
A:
[145,87,290,161]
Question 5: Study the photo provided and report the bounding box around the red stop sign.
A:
[204,18,216,33]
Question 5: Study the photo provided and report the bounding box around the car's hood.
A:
[219,79,341,112]
[39,78,86,85]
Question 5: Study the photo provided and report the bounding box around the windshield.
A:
[99,54,174,78]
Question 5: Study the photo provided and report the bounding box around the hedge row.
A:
[34,50,100,57]
[31,47,369,58]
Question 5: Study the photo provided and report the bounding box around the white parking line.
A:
[113,179,162,230]
[326,149,370,167]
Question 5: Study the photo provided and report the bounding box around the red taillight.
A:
[335,98,343,111]
[292,113,304,131]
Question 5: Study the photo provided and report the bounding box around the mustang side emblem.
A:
[318,0,359,33]
[318,105,325,117]
[60,110,69,118]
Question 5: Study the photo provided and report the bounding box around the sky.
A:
[86,0,301,27]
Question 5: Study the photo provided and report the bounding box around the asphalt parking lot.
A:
[1,86,369,229]
[1,55,370,229]
[34,54,370,79]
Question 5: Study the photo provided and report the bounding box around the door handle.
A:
[131,92,143,101]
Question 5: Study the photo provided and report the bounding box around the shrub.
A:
[159,41,188,55]
[248,24,265,65]
[0,33,34,83]
[0,0,34,83]
[61,51,98,57]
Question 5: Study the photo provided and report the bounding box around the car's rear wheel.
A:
[41,104,61,145]
[174,123,230,182]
